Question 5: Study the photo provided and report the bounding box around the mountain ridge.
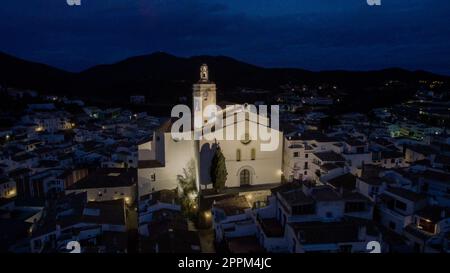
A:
[0,51,448,106]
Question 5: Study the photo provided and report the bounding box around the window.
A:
[418,218,436,234]
[304,171,307,175]
[151,173,156,181]
[305,153,309,158]
[240,169,250,186]
[236,149,241,161]
[293,152,299,158]
[251,148,256,160]
[304,162,308,169]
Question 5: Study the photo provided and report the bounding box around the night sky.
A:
[1,0,450,74]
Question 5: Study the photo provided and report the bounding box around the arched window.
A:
[251,148,256,160]
[236,149,241,161]
[240,169,250,186]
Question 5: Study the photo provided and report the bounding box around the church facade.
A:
[137,64,283,197]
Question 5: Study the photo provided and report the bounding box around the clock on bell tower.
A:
[200,64,209,83]
[192,64,217,127]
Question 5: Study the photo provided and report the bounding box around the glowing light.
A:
[124,197,130,204]
[8,189,17,197]
[204,211,212,219]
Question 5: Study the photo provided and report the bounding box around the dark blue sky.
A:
[1,0,450,74]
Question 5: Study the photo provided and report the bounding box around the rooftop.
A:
[226,236,265,253]
[405,144,437,156]
[310,186,342,202]
[140,189,178,206]
[67,168,137,190]
[289,220,362,244]
[313,151,345,162]
[421,170,450,184]
[327,173,357,191]
[143,229,201,253]
[279,188,314,207]
[258,217,284,237]
[386,187,427,202]
[287,130,338,142]
[82,199,126,226]
[214,195,251,216]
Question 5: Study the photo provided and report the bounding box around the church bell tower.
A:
[193,64,217,129]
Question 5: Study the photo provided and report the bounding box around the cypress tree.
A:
[210,146,228,192]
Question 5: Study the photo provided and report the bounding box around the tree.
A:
[177,159,198,217]
[210,146,228,193]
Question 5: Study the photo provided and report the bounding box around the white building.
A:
[138,65,283,197]
[65,168,136,205]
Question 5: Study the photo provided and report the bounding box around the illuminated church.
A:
[137,64,283,198]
